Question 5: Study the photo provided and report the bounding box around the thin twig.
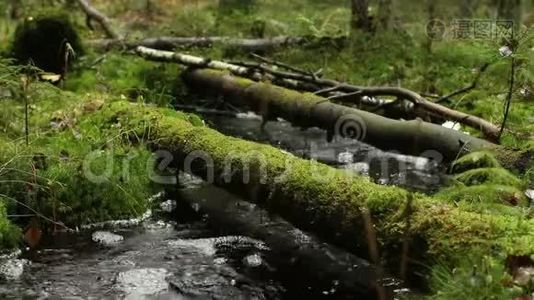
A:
[435,63,490,104]
[314,85,342,95]
[172,104,239,117]
[420,93,440,99]
[499,57,515,140]
[361,208,387,300]
[250,53,317,77]
[0,193,70,229]
[400,194,413,281]
[327,90,362,100]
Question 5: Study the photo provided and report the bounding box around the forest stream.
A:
[0,112,440,299]
[0,0,532,298]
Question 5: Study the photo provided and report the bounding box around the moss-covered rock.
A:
[11,11,83,74]
[451,151,500,174]
[435,184,528,206]
[454,167,523,187]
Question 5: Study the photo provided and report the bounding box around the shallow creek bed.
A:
[0,111,433,299]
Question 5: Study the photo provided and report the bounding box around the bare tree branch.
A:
[76,0,120,39]
[435,63,490,103]
[499,57,515,139]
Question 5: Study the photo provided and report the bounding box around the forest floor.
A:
[0,0,533,298]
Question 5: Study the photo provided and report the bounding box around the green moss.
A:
[0,202,21,250]
[493,147,534,175]
[65,52,182,107]
[451,151,501,174]
[96,100,534,268]
[429,253,522,299]
[435,184,528,206]
[0,90,159,232]
[454,168,523,187]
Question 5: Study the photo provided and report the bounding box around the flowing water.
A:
[0,112,439,299]
[204,113,446,192]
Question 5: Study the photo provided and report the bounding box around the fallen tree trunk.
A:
[232,60,501,142]
[91,36,309,52]
[182,69,495,161]
[102,100,534,279]
[136,46,501,141]
[178,182,388,297]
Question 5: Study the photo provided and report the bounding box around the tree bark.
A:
[9,0,21,19]
[91,36,307,52]
[460,0,481,17]
[497,0,522,24]
[351,0,372,32]
[377,0,393,29]
[182,68,495,161]
[178,183,385,297]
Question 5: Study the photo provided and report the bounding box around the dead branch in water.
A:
[183,68,495,161]
[136,46,501,142]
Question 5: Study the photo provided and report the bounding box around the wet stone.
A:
[242,254,263,268]
[160,199,177,212]
[0,259,29,280]
[337,151,354,164]
[115,268,170,297]
[343,162,370,175]
[91,231,124,246]
[168,264,267,299]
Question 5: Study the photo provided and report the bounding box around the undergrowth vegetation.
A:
[428,254,524,300]
[0,0,531,297]
[0,59,157,241]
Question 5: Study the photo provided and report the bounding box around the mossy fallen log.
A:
[451,150,501,173]
[182,69,495,161]
[136,46,500,141]
[178,183,385,297]
[454,168,523,187]
[99,100,534,274]
[435,184,528,206]
[451,149,533,176]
